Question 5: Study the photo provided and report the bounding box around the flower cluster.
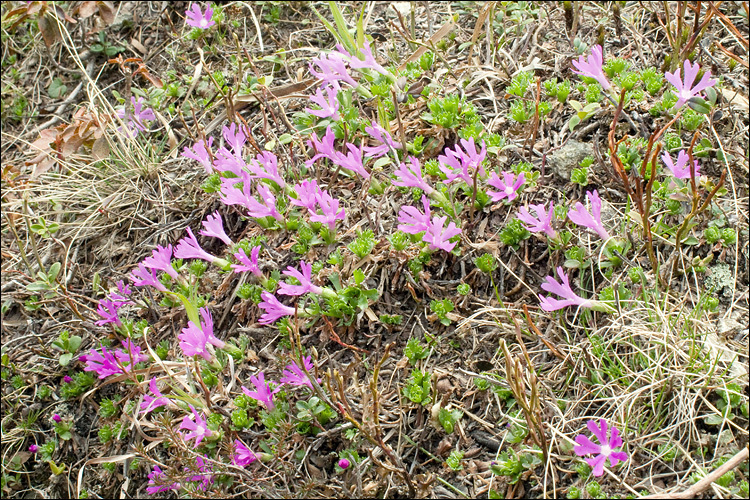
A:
[178,307,225,362]
[397,196,462,252]
[116,97,155,139]
[95,280,132,327]
[81,339,149,379]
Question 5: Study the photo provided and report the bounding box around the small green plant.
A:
[430,298,454,326]
[404,337,428,365]
[438,407,463,434]
[499,219,531,249]
[51,330,83,367]
[457,283,471,295]
[90,31,126,57]
[403,369,431,405]
[446,450,464,471]
[474,253,497,273]
[348,229,376,259]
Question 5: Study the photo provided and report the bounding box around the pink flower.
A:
[338,458,351,469]
[310,190,345,231]
[140,377,171,414]
[665,59,718,110]
[423,216,462,252]
[306,83,341,120]
[571,45,611,90]
[306,126,338,168]
[182,137,214,175]
[309,52,359,89]
[233,440,257,466]
[278,261,323,296]
[178,307,224,361]
[340,41,389,76]
[142,244,179,280]
[247,151,286,188]
[487,171,525,202]
[290,180,322,212]
[83,340,149,379]
[62,375,72,384]
[438,138,487,185]
[393,157,432,193]
[568,190,610,241]
[333,142,370,179]
[662,150,700,180]
[397,195,432,235]
[213,124,247,176]
[174,227,219,263]
[245,184,283,221]
[241,372,280,409]
[95,298,124,327]
[146,465,180,495]
[130,262,168,292]
[517,202,558,239]
[280,356,320,389]
[185,3,215,29]
[363,123,402,158]
[179,404,213,447]
[219,173,255,208]
[185,455,214,491]
[258,291,295,324]
[200,211,233,246]
[116,280,131,296]
[574,419,628,477]
[116,97,155,138]
[29,444,38,453]
[538,267,593,312]
[53,414,62,423]
[231,246,262,276]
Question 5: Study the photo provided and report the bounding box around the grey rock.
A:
[548,140,594,181]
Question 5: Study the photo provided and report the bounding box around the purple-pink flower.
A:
[306,83,341,120]
[306,126,338,168]
[258,291,296,324]
[574,419,628,477]
[333,142,369,179]
[182,137,214,175]
[241,372,280,410]
[538,267,593,312]
[397,196,432,235]
[95,298,124,327]
[174,226,219,263]
[571,45,611,90]
[247,151,286,189]
[200,211,233,246]
[63,375,72,384]
[280,356,320,389]
[338,458,351,469]
[337,41,390,76]
[147,465,180,495]
[423,216,462,252]
[140,377,171,414]
[185,3,215,29]
[142,244,179,280]
[309,190,345,231]
[245,184,283,221]
[232,440,257,467]
[517,202,558,239]
[185,455,214,491]
[363,123,402,158]
[231,246,262,276]
[130,262,168,292]
[180,404,213,446]
[290,180,322,212]
[178,307,224,361]
[82,340,149,379]
[29,444,38,453]
[665,59,718,111]
[487,171,525,202]
[53,414,62,423]
[662,150,700,180]
[393,157,432,193]
[278,261,323,296]
[116,97,155,138]
[214,124,247,176]
[438,138,487,185]
[568,190,610,241]
[309,51,359,89]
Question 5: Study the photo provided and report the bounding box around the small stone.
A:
[547,140,594,181]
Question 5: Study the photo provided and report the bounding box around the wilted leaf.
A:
[91,136,110,160]
[37,15,62,48]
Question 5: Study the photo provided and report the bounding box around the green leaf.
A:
[68,335,82,352]
[59,353,73,366]
[687,96,712,115]
[47,262,61,283]
[49,460,66,475]
[26,281,51,292]
[48,78,68,99]
[353,268,365,285]
[328,1,357,55]
[569,116,581,132]
[162,291,200,326]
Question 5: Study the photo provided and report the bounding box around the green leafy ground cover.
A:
[1,1,748,498]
